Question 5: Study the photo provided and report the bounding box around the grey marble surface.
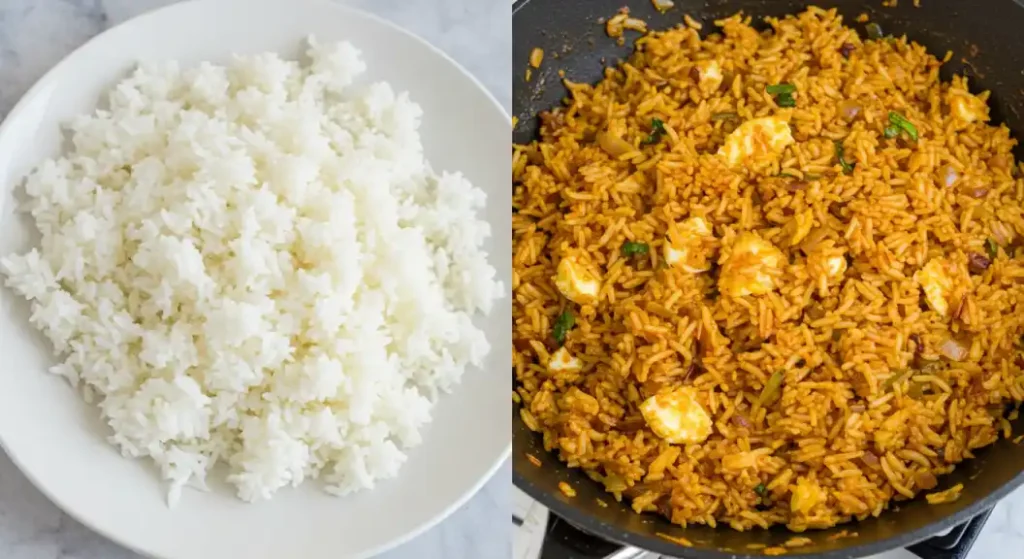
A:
[0,1,509,558]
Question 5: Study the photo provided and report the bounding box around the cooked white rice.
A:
[1,38,503,504]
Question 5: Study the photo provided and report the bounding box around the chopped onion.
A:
[839,100,862,121]
[860,451,880,467]
[597,131,635,158]
[938,338,968,361]
[732,414,753,428]
[942,165,959,188]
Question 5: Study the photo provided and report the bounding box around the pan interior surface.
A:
[513,0,1024,557]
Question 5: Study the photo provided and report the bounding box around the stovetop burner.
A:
[514,488,993,559]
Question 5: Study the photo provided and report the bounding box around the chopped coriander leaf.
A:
[757,370,785,406]
[883,124,901,139]
[754,483,768,496]
[552,310,575,345]
[621,241,650,257]
[986,238,999,260]
[775,92,796,107]
[766,83,797,95]
[834,141,855,174]
[888,111,918,141]
[866,23,885,40]
[643,118,666,144]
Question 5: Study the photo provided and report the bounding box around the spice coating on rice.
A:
[512,8,1024,532]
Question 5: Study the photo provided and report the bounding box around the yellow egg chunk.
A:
[717,116,793,168]
[719,233,785,297]
[695,59,723,93]
[548,346,582,373]
[790,209,814,245]
[664,217,715,273]
[639,387,713,445]
[947,88,989,126]
[791,477,827,514]
[915,258,956,316]
[555,255,601,305]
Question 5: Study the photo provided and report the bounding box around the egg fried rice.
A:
[512,8,1024,531]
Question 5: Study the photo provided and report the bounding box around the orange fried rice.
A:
[511,7,1024,532]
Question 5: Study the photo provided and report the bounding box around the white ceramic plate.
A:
[0,1,511,558]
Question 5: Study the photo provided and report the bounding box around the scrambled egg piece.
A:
[719,233,785,297]
[789,209,814,246]
[717,116,793,169]
[791,477,828,514]
[914,258,957,316]
[694,59,723,94]
[548,347,582,373]
[807,250,847,285]
[555,255,601,305]
[664,217,715,273]
[640,387,713,445]
[947,88,989,126]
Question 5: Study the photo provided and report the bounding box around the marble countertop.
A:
[0,1,509,558]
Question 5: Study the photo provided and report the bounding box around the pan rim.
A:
[511,0,1024,555]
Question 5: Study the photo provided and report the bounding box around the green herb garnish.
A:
[766,83,797,95]
[621,241,650,257]
[835,140,855,175]
[986,238,999,260]
[754,483,768,497]
[757,370,785,406]
[888,111,919,141]
[775,93,797,108]
[552,310,575,345]
[643,118,666,144]
[883,124,901,139]
[767,84,797,108]
[866,23,885,40]
[882,369,910,392]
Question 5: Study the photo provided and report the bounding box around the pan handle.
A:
[539,514,655,559]
[905,509,993,559]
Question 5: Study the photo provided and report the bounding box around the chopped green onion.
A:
[774,92,797,108]
[766,83,797,95]
[757,370,785,406]
[866,23,885,40]
[767,84,797,108]
[643,118,666,144]
[883,124,901,139]
[621,241,650,257]
[986,238,999,260]
[552,310,575,345]
[888,111,919,141]
[882,369,910,392]
[754,483,768,496]
[711,111,739,121]
[835,141,855,175]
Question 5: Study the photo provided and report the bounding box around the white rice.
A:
[0,38,503,504]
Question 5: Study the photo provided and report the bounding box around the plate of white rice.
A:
[0,0,509,557]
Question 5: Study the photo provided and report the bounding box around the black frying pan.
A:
[512,1,1024,557]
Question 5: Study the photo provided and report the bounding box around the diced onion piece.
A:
[597,131,635,158]
[938,338,968,362]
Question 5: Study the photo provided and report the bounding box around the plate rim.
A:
[0,0,511,557]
